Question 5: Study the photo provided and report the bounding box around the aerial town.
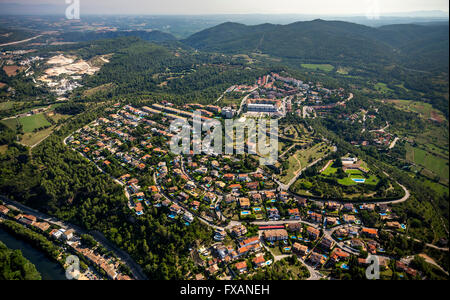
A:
[57,73,427,280]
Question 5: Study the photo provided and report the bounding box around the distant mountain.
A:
[59,30,177,43]
[183,19,449,72]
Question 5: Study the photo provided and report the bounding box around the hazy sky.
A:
[1,0,449,15]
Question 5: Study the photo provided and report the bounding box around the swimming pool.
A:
[352,178,366,183]
[253,207,262,212]
[241,211,251,215]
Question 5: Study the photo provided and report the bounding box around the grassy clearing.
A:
[279,154,301,184]
[232,54,255,64]
[0,118,19,132]
[406,144,449,181]
[18,114,51,133]
[0,101,15,111]
[321,164,337,176]
[384,99,446,123]
[336,67,350,75]
[0,145,8,154]
[296,142,331,167]
[20,126,56,147]
[337,171,379,186]
[301,64,334,72]
[221,95,243,106]
[49,113,70,123]
[278,143,330,184]
[83,83,114,97]
[374,82,393,93]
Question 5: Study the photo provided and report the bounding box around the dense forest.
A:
[0,240,41,280]
[184,20,449,73]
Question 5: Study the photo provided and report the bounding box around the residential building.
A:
[288,208,300,220]
[309,252,326,266]
[287,223,303,233]
[306,226,320,240]
[239,198,251,209]
[320,236,336,251]
[293,243,308,256]
[63,229,75,241]
[253,254,266,268]
[231,224,248,237]
[0,205,9,215]
[263,229,288,242]
[235,261,248,273]
[361,227,379,238]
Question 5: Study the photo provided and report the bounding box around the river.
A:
[0,228,67,280]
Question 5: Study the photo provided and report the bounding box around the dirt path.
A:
[419,253,449,276]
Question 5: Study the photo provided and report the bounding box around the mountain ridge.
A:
[183,19,448,72]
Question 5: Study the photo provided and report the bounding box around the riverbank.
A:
[0,228,66,280]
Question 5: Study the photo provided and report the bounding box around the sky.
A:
[0,0,449,15]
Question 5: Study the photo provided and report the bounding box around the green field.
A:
[279,154,302,184]
[0,118,19,131]
[320,159,379,187]
[278,142,331,184]
[18,114,51,133]
[297,142,331,167]
[374,82,393,93]
[406,144,449,181]
[337,170,379,186]
[0,101,15,111]
[301,64,334,72]
[20,126,55,147]
[384,99,446,123]
[336,67,351,75]
[321,163,338,176]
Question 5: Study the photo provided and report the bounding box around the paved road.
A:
[370,122,390,133]
[0,34,43,47]
[389,137,400,149]
[237,94,251,116]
